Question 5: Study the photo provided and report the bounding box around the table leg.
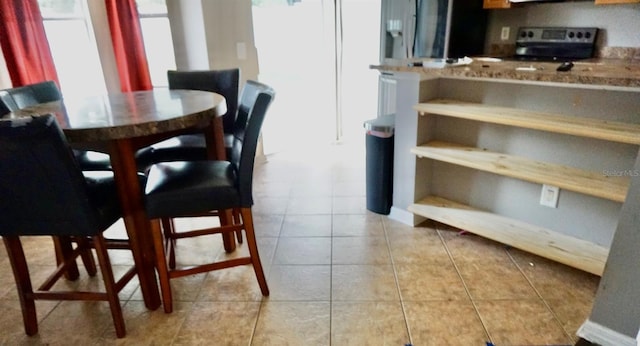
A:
[205,116,236,253]
[205,115,228,161]
[109,139,161,310]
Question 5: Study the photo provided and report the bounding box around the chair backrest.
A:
[167,69,240,134]
[227,80,275,206]
[0,81,62,115]
[26,80,62,104]
[0,114,104,237]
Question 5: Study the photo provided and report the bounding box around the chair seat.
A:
[145,161,239,218]
[147,133,234,163]
[73,150,112,171]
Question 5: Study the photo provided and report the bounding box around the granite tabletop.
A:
[371,57,640,90]
[3,89,227,143]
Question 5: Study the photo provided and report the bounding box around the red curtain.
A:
[105,0,152,92]
[0,0,59,87]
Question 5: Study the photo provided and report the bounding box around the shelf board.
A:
[409,196,609,276]
[414,99,640,145]
[412,141,629,202]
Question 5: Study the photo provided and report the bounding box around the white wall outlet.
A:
[236,42,247,60]
[501,26,510,41]
[540,184,560,208]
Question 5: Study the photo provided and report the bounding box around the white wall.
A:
[202,0,259,81]
[166,0,209,70]
[167,0,259,82]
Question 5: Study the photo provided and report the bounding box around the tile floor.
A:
[0,140,600,345]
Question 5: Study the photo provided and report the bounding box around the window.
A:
[38,0,176,95]
[135,0,176,87]
[38,0,107,97]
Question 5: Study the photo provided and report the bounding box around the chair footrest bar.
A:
[168,257,252,279]
[32,291,109,301]
[170,225,243,239]
[115,267,138,292]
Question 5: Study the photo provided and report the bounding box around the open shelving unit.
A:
[410,99,640,276]
[411,141,629,203]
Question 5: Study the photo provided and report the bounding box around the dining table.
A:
[4,89,232,310]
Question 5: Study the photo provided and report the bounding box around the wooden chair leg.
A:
[75,236,97,277]
[92,235,126,338]
[233,209,243,244]
[51,236,80,280]
[151,219,174,313]
[240,208,269,296]
[3,236,38,336]
[220,210,236,253]
[161,218,177,269]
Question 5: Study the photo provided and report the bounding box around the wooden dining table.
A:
[5,89,231,310]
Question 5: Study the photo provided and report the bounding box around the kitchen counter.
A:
[371,57,640,90]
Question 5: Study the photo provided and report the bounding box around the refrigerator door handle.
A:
[403,0,417,59]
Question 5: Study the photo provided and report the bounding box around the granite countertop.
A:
[370,57,640,90]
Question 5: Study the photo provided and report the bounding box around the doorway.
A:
[252,0,381,154]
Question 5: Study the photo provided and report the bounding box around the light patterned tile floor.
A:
[0,141,599,345]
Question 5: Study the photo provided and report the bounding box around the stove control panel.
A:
[516,27,598,44]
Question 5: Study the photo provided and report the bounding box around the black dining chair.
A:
[145,69,240,163]
[0,114,136,338]
[144,80,275,313]
[147,70,251,245]
[0,81,113,171]
[0,81,116,278]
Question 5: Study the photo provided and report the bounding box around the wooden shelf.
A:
[595,0,640,4]
[414,99,640,145]
[409,196,609,276]
[412,141,630,202]
[483,0,511,8]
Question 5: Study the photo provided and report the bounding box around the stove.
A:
[513,27,598,62]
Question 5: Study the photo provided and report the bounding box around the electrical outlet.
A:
[236,42,247,60]
[540,184,559,208]
[501,26,510,41]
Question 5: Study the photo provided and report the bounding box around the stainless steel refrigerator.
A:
[380,0,487,60]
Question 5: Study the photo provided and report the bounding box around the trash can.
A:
[364,114,395,215]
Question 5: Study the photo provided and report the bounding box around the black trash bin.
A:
[364,114,395,215]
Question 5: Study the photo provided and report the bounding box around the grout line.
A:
[248,211,286,345]
[505,249,577,344]
[329,211,334,346]
[435,223,495,345]
[382,215,414,346]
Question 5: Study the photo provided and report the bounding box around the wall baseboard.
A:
[577,319,638,346]
[388,207,426,226]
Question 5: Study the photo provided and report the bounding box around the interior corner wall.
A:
[201,0,259,82]
[167,0,209,70]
